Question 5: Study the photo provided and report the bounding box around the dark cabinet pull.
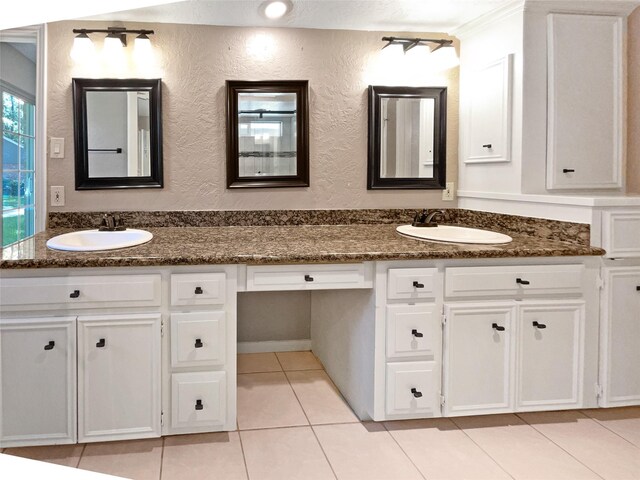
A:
[516,278,530,285]
[562,169,575,173]
[412,281,424,289]
[410,388,423,398]
[482,144,492,148]
[636,286,640,291]
[195,338,204,348]
[304,275,314,282]
[69,290,80,298]
[194,286,203,295]
[411,329,424,338]
[195,399,203,411]
[492,323,506,332]
[96,338,106,348]
[44,341,55,351]
[532,321,547,329]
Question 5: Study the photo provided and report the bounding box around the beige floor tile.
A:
[452,414,600,480]
[241,426,335,480]
[286,370,359,425]
[3,444,84,467]
[313,422,423,480]
[384,418,511,480]
[520,410,640,480]
[78,438,162,480]
[162,432,247,480]
[582,407,640,447]
[237,353,282,374]
[237,372,308,430]
[276,351,323,371]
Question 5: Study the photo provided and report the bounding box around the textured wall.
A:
[47,21,459,212]
[629,7,640,194]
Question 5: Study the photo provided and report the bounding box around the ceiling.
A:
[80,0,515,34]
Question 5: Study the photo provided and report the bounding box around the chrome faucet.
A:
[99,214,126,231]
[412,209,445,228]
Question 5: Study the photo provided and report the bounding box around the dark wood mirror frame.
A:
[226,80,309,188]
[72,78,163,190]
[367,85,447,190]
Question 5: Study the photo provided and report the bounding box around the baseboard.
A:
[237,339,312,354]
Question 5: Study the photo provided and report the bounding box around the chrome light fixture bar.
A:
[381,36,453,53]
[72,27,155,47]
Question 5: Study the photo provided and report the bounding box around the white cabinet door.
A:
[78,313,161,442]
[546,13,623,190]
[601,268,640,407]
[517,302,584,410]
[444,303,515,416]
[0,317,76,447]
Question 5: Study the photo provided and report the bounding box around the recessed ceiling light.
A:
[263,0,289,19]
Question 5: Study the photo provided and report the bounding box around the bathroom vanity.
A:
[0,211,630,448]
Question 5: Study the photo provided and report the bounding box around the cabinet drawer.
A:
[445,265,583,298]
[386,361,439,417]
[171,273,226,306]
[387,268,437,300]
[602,210,640,258]
[246,263,371,291]
[171,372,227,429]
[171,312,226,368]
[386,304,440,359]
[0,275,161,309]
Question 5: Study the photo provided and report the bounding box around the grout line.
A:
[514,412,605,480]
[75,443,87,469]
[282,366,312,427]
[237,420,360,433]
[237,431,252,480]
[578,409,640,450]
[309,425,338,480]
[237,368,324,376]
[445,417,516,480]
[380,421,427,480]
[158,436,165,480]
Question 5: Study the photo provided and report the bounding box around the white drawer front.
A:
[387,268,437,300]
[0,275,161,309]
[386,361,439,417]
[386,304,440,359]
[445,265,583,298]
[171,273,226,306]
[246,263,371,291]
[602,210,640,258]
[171,312,226,368]
[171,372,226,429]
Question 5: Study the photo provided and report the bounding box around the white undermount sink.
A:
[46,229,153,252]
[397,224,513,244]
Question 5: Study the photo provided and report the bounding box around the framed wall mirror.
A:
[72,78,163,189]
[367,85,447,189]
[226,80,309,188]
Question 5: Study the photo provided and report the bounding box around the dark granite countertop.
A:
[0,223,604,270]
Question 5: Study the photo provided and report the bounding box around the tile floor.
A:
[3,351,640,480]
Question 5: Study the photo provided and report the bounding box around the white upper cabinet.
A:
[546,13,624,190]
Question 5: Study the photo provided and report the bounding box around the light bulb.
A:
[70,33,95,62]
[264,1,288,19]
[134,33,153,64]
[429,45,459,71]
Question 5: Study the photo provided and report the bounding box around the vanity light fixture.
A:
[70,31,95,62]
[381,36,459,69]
[71,27,155,59]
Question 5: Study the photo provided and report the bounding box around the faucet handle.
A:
[113,214,126,231]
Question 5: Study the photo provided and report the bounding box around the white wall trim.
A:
[523,1,639,16]
[237,339,312,354]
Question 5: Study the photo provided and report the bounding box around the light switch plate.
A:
[50,186,65,206]
[50,137,65,159]
[442,182,455,201]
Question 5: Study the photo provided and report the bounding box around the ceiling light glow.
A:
[264,1,288,19]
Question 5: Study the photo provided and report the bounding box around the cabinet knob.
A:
[492,323,506,332]
[482,144,492,148]
[411,329,424,338]
[532,321,547,329]
[194,286,203,295]
[44,340,55,351]
[96,338,106,348]
[562,169,575,173]
[412,281,425,289]
[304,275,314,282]
[195,399,204,411]
[410,387,423,398]
[516,278,530,285]
[636,286,640,291]
[195,338,204,348]
[69,290,80,298]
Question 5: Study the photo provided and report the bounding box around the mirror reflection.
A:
[86,90,151,178]
[368,85,446,189]
[238,92,297,177]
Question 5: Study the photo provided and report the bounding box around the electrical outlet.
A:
[442,182,455,201]
[50,186,65,206]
